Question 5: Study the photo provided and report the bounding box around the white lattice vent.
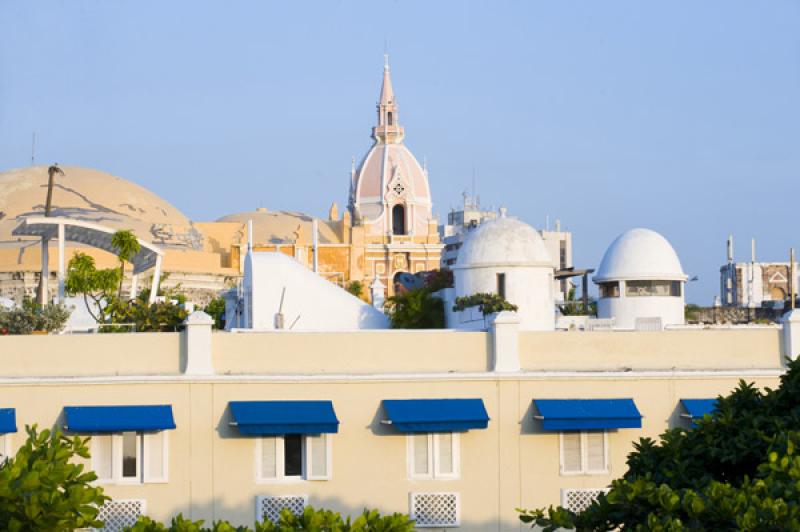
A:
[561,488,609,514]
[256,495,308,523]
[409,492,460,528]
[94,499,146,532]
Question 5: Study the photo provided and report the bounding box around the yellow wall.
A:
[0,327,787,530]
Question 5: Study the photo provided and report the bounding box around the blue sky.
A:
[1,1,798,304]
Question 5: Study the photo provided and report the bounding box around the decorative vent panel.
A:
[409,492,460,528]
[95,499,146,532]
[256,495,308,523]
[562,488,609,514]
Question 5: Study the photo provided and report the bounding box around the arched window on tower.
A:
[392,204,405,236]
[387,112,393,126]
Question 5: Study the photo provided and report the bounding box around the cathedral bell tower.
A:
[347,56,442,297]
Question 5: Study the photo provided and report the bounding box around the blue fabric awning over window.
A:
[382,399,490,433]
[229,401,339,435]
[64,405,176,432]
[0,409,16,433]
[681,399,717,420]
[534,399,642,431]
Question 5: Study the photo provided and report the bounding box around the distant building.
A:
[719,237,798,309]
[439,196,573,301]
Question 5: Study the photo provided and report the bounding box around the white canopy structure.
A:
[13,216,164,304]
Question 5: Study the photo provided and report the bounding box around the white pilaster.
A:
[183,311,215,375]
[491,311,521,372]
[782,309,800,361]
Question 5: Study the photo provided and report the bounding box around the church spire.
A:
[372,55,404,144]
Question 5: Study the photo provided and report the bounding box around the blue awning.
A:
[382,399,489,432]
[64,405,176,432]
[681,399,717,420]
[534,399,642,431]
[229,401,339,435]
[0,409,16,433]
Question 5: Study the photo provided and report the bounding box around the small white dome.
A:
[594,228,686,282]
[455,217,552,269]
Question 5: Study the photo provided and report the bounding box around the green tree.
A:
[386,288,444,329]
[111,229,141,299]
[64,252,120,323]
[518,357,800,531]
[0,425,109,531]
[346,280,364,299]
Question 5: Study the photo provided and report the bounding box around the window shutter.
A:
[585,432,606,472]
[260,437,277,479]
[143,432,167,482]
[436,433,454,476]
[561,433,582,473]
[413,434,430,476]
[306,434,329,480]
[93,435,114,481]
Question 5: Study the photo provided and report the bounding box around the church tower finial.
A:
[373,55,404,144]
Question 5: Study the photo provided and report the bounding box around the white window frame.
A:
[0,433,11,462]
[407,432,460,480]
[91,431,169,484]
[256,434,332,483]
[559,431,609,476]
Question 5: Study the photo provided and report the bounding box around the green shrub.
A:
[0,300,71,335]
[125,506,414,531]
[453,292,517,316]
[0,425,108,531]
[204,297,227,329]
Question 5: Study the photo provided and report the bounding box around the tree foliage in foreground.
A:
[126,506,415,531]
[519,357,800,531]
[0,426,108,531]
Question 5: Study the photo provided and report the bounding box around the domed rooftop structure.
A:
[455,217,552,269]
[594,228,686,282]
[0,166,201,249]
[217,209,341,245]
[349,57,434,237]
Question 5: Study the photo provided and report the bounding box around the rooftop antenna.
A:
[791,247,796,311]
[727,234,734,264]
[545,215,550,232]
[472,165,477,205]
[31,132,36,166]
[275,286,286,329]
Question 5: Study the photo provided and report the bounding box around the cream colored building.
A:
[0,313,796,531]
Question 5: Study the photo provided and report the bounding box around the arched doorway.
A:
[392,205,405,235]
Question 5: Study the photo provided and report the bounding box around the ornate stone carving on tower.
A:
[348,56,442,296]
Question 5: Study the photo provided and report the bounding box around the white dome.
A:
[455,217,552,269]
[594,228,686,282]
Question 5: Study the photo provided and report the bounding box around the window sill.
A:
[560,470,609,477]
[256,477,329,484]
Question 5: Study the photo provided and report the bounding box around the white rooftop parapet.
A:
[783,309,800,362]
[184,311,215,375]
[491,311,521,372]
